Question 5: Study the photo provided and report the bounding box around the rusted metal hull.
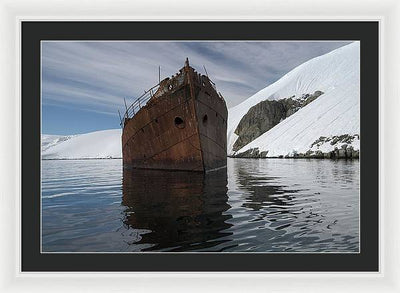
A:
[122,62,227,172]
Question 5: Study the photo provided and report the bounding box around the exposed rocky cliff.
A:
[232,91,323,151]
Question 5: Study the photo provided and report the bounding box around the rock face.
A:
[232,134,360,159]
[234,147,268,158]
[232,100,286,151]
[232,91,323,151]
[308,134,360,159]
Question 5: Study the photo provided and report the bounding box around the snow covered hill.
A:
[42,129,122,159]
[42,134,76,152]
[228,42,360,158]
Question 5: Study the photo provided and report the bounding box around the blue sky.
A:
[42,41,350,135]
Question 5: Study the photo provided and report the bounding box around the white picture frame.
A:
[1,0,398,292]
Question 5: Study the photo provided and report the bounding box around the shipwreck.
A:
[120,59,228,172]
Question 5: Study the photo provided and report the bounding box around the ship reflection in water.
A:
[122,167,233,251]
[41,158,359,252]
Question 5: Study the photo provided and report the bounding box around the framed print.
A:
[2,0,400,291]
[20,21,378,271]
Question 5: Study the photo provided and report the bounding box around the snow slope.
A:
[228,42,360,157]
[41,134,76,152]
[42,129,122,159]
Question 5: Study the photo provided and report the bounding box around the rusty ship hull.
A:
[121,60,227,172]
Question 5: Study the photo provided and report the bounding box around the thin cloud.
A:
[42,41,351,114]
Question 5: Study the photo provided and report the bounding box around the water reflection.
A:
[226,159,358,252]
[122,167,233,251]
[236,169,297,212]
[41,159,359,252]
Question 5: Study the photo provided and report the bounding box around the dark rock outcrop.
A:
[232,100,286,151]
[232,91,323,151]
[309,134,360,159]
[232,134,359,159]
[310,134,359,149]
[234,148,268,158]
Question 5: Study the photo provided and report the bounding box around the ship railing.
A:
[208,78,217,91]
[198,73,216,90]
[120,83,160,126]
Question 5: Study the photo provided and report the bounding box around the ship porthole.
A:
[203,114,208,125]
[174,116,185,129]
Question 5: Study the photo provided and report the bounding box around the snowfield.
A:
[41,134,76,152]
[228,42,360,157]
[42,129,122,159]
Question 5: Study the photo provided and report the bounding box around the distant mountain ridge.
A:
[42,129,122,159]
[42,134,76,152]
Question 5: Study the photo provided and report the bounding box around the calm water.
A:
[41,158,359,252]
